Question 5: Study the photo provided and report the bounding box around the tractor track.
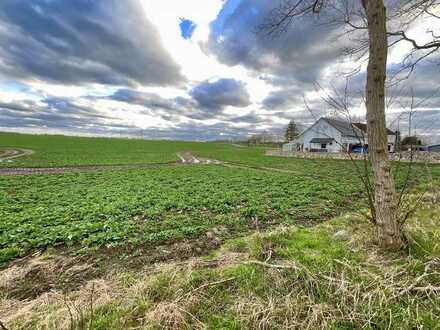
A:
[0,150,303,177]
[0,152,218,176]
[0,148,34,162]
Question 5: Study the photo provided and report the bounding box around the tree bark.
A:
[363,0,403,249]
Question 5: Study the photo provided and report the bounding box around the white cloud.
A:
[142,0,275,104]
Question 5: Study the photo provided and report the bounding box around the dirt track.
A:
[0,152,219,176]
[177,151,219,164]
[0,163,181,176]
[0,148,34,162]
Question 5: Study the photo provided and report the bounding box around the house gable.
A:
[302,118,342,152]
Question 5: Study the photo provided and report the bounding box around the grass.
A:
[3,200,440,329]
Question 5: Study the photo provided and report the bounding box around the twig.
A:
[89,282,95,330]
[176,306,205,327]
[191,277,235,295]
[393,260,440,298]
[0,320,9,330]
[265,249,273,263]
[247,260,300,270]
[63,292,75,330]
[411,285,440,292]
[175,277,235,303]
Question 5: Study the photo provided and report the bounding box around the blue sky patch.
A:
[179,18,197,40]
[211,0,242,38]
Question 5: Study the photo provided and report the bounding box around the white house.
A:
[283,117,397,153]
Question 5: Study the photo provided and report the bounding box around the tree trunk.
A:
[363,0,403,249]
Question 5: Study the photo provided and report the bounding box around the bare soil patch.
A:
[0,252,99,301]
[0,225,231,301]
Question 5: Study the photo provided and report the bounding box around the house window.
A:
[321,143,327,149]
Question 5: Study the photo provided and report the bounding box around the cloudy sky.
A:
[0,0,439,141]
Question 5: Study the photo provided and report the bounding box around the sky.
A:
[0,0,439,142]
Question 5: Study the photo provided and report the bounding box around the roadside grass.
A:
[3,199,440,329]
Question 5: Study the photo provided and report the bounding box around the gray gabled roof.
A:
[322,118,362,138]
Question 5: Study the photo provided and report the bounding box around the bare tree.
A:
[260,0,440,249]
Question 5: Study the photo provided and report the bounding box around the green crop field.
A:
[0,132,370,264]
[0,163,363,265]
[1,132,439,266]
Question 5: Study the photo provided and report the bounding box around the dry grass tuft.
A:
[143,298,203,330]
[2,278,118,329]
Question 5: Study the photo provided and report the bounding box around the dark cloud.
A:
[154,121,273,141]
[0,97,118,132]
[262,87,304,110]
[109,88,200,122]
[0,0,184,86]
[206,0,346,86]
[228,112,263,124]
[109,88,201,122]
[109,78,251,121]
[110,89,184,111]
[190,78,251,110]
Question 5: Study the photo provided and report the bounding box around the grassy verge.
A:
[2,196,440,329]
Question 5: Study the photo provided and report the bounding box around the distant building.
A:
[400,136,426,151]
[283,117,397,153]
